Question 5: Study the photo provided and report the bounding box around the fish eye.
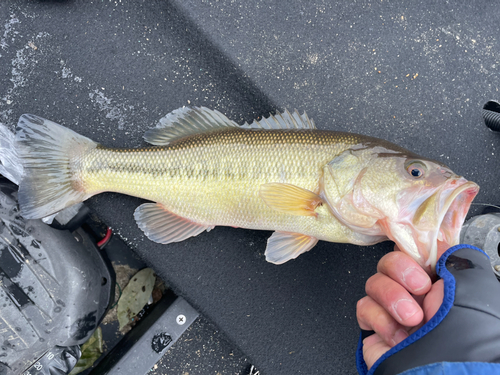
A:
[405,161,426,179]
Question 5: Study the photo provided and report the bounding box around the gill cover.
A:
[322,149,388,245]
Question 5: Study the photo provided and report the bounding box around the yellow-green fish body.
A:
[82,129,362,242]
[15,107,479,268]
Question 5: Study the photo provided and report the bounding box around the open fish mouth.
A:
[423,180,479,269]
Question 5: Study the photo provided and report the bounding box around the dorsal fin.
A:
[240,109,316,130]
[144,107,239,145]
[145,107,316,146]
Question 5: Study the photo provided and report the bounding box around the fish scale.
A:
[81,129,360,241]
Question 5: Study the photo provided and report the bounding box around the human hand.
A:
[356,245,445,369]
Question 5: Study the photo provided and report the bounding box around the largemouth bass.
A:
[11,107,478,270]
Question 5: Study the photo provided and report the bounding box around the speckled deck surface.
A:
[1,1,499,374]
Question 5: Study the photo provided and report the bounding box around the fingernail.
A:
[402,267,430,293]
[392,329,409,346]
[394,299,418,322]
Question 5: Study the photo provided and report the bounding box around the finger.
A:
[362,333,391,370]
[357,296,409,346]
[366,273,424,327]
[406,280,445,336]
[377,251,431,295]
[394,244,449,278]
[423,279,444,323]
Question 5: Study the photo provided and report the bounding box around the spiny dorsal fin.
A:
[144,107,239,146]
[241,109,316,130]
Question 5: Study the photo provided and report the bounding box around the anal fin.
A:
[265,231,318,264]
[134,203,213,244]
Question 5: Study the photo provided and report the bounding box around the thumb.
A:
[422,279,444,324]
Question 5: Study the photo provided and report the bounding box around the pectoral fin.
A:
[134,203,214,244]
[265,231,318,264]
[259,183,323,217]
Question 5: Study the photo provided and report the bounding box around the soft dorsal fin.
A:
[240,109,316,130]
[144,107,239,145]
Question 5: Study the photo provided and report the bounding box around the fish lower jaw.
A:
[417,182,479,271]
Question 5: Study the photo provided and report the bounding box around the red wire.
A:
[97,227,112,247]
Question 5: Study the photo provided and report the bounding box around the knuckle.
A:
[377,251,397,269]
[356,297,365,312]
[365,273,383,296]
[377,251,402,274]
[356,297,369,321]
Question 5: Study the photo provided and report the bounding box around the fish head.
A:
[324,146,479,272]
[390,158,479,272]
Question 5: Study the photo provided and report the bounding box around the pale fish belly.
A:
[79,128,359,242]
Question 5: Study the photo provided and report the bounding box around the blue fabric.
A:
[398,362,500,375]
[356,331,369,374]
[356,245,487,375]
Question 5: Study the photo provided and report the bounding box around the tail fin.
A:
[16,114,98,219]
[0,123,23,184]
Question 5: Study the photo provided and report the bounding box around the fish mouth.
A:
[416,179,479,270]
